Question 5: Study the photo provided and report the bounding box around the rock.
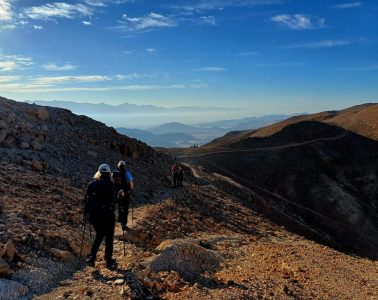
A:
[3,241,16,261]
[50,248,73,262]
[20,122,33,133]
[0,129,6,143]
[69,239,91,256]
[36,108,49,121]
[3,136,15,147]
[147,239,220,279]
[31,140,42,151]
[143,278,155,288]
[32,161,44,171]
[0,279,29,299]
[0,258,10,276]
[0,119,7,129]
[87,151,97,158]
[19,142,30,149]
[114,279,124,285]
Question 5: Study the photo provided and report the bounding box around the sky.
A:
[0,0,377,122]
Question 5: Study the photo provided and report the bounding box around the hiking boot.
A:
[121,224,128,231]
[106,258,117,269]
[86,257,95,267]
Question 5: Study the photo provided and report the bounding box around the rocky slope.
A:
[0,96,172,202]
[32,165,378,300]
[181,121,378,259]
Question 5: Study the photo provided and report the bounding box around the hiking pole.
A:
[79,218,86,259]
[122,229,126,256]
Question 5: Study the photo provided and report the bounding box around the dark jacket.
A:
[84,177,115,220]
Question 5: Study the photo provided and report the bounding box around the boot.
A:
[86,256,95,267]
[106,258,117,269]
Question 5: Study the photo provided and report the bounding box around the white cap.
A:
[98,164,111,173]
[118,160,126,168]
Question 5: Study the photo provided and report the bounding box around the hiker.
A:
[117,160,134,230]
[84,164,116,268]
[171,162,179,187]
[177,165,184,187]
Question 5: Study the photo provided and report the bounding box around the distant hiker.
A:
[171,162,179,187]
[177,165,184,187]
[117,160,134,230]
[84,164,116,268]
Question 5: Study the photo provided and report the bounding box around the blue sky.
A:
[0,0,377,120]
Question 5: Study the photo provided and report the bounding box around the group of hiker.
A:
[83,160,133,268]
[83,160,184,268]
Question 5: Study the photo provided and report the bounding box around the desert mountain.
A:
[1,97,377,300]
[206,103,378,149]
[180,117,378,259]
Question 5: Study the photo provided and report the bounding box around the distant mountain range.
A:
[26,100,294,147]
[26,100,232,114]
[117,114,293,147]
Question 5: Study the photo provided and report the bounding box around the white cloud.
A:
[195,67,227,72]
[198,16,216,25]
[0,0,12,21]
[0,54,33,71]
[238,51,259,56]
[0,75,18,82]
[286,39,352,49]
[171,0,281,12]
[332,2,363,9]
[33,75,111,84]
[119,12,177,31]
[23,3,94,21]
[82,20,92,26]
[33,25,43,30]
[0,82,207,93]
[42,63,78,71]
[146,48,156,53]
[271,14,325,30]
[85,0,135,6]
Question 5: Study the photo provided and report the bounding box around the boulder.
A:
[0,279,29,299]
[3,242,16,261]
[20,122,33,133]
[87,151,97,158]
[3,136,15,147]
[146,239,220,279]
[19,142,30,149]
[69,239,91,257]
[31,140,42,151]
[50,248,73,262]
[0,130,6,143]
[32,161,44,171]
[0,119,7,129]
[36,108,49,121]
[0,258,10,276]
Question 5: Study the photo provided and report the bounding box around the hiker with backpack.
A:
[84,164,117,268]
[117,160,134,230]
[171,162,179,188]
[177,165,184,187]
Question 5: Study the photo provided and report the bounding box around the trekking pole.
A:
[79,218,86,259]
[122,229,126,256]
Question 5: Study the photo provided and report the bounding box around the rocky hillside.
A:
[0,96,172,202]
[181,121,378,259]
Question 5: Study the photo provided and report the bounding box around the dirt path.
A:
[178,132,347,159]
